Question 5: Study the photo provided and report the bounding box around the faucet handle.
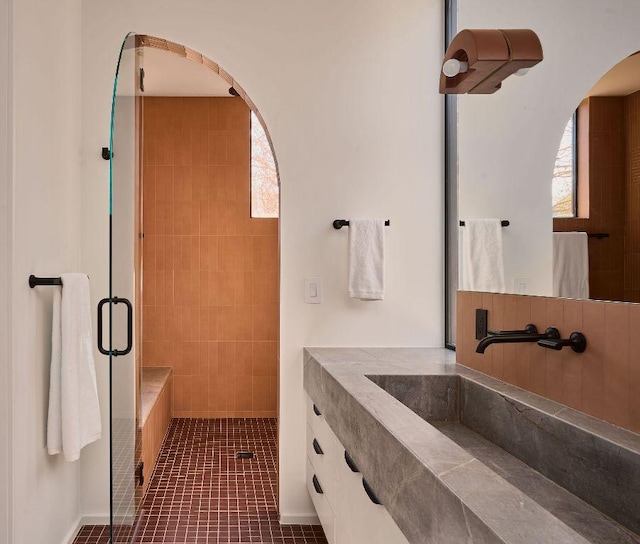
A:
[538,331,586,353]
[488,324,538,336]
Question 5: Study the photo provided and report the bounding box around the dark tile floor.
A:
[74,418,327,544]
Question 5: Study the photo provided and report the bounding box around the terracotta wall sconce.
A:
[439,29,543,94]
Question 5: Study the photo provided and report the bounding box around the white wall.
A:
[80,0,445,521]
[0,0,12,542]
[457,0,640,296]
[8,0,84,542]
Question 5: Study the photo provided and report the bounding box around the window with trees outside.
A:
[250,111,279,218]
[552,113,577,218]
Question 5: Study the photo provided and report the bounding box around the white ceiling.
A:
[141,47,233,97]
[588,52,640,97]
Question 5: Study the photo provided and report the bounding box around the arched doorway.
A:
[74,34,327,544]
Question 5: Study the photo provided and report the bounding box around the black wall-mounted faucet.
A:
[476,324,560,354]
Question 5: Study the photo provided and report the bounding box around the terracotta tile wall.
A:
[554,97,626,301]
[142,97,278,418]
[457,290,640,434]
[625,90,640,303]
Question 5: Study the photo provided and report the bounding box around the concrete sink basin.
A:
[368,374,640,544]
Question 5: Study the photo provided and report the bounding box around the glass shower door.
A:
[102,32,142,543]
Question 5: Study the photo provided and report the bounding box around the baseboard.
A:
[279,513,320,525]
[62,516,83,544]
[79,514,110,525]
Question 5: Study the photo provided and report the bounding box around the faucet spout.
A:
[476,327,560,353]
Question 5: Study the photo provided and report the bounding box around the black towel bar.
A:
[333,219,390,230]
[29,275,62,288]
[459,220,510,227]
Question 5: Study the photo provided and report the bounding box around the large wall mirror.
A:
[552,52,640,303]
[455,0,640,315]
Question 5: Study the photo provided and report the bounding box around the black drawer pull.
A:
[344,450,359,472]
[312,474,323,494]
[362,478,382,505]
[313,404,321,416]
[312,438,324,455]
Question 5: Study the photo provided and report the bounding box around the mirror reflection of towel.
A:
[553,232,589,299]
[460,219,505,293]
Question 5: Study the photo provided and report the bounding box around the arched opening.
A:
[76,34,313,544]
[136,33,282,494]
[137,34,280,182]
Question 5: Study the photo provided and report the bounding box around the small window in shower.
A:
[552,112,577,218]
[251,111,279,218]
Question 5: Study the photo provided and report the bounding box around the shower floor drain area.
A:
[235,451,254,459]
[74,418,327,544]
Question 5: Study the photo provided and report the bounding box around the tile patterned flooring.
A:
[74,418,327,544]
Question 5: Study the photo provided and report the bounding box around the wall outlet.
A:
[475,309,488,340]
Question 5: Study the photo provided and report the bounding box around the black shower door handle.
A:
[97,296,133,356]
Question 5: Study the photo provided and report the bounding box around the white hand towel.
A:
[47,286,63,455]
[460,219,505,293]
[47,273,101,461]
[553,232,589,299]
[348,219,385,300]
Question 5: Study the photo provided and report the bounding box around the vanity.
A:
[303,347,640,544]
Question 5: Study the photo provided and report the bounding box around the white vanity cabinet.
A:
[306,395,410,544]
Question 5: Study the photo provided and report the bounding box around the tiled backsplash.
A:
[456,290,640,433]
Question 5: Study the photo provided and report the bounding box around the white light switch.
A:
[514,277,528,294]
[304,277,322,304]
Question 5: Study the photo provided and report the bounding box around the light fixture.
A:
[442,59,469,78]
[439,29,543,94]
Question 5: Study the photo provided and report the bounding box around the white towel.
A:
[460,219,505,293]
[553,232,589,299]
[348,219,385,300]
[47,273,101,461]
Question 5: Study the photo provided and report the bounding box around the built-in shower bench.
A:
[140,367,173,495]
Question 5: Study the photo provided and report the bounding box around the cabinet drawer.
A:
[334,447,409,544]
[306,424,337,504]
[375,508,410,544]
[306,394,327,439]
[306,458,335,544]
[307,396,341,453]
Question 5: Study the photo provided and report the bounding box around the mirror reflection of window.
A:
[552,113,577,218]
[250,111,279,218]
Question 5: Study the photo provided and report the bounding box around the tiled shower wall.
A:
[457,290,640,434]
[142,96,278,418]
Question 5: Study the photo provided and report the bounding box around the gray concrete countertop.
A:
[303,348,640,544]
